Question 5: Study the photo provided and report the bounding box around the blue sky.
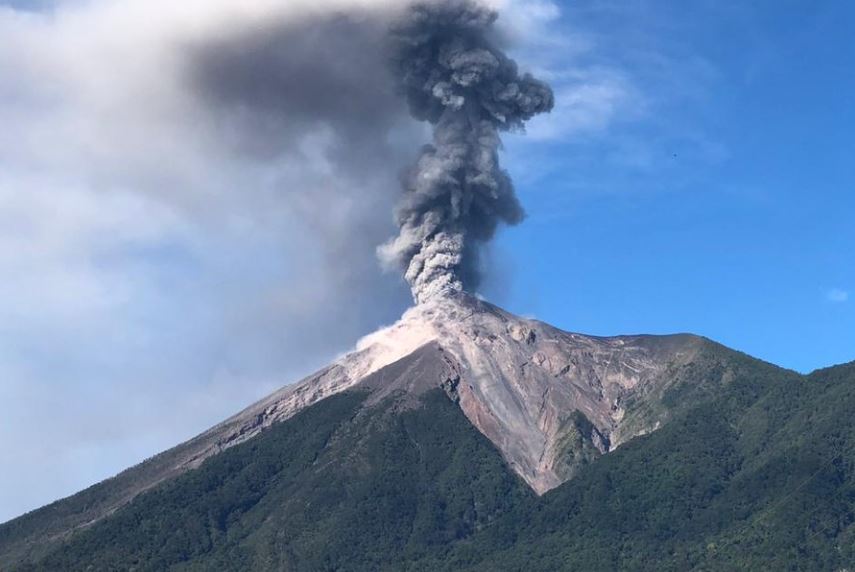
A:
[494,0,853,373]
[0,0,851,523]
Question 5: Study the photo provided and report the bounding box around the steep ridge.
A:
[0,294,766,566]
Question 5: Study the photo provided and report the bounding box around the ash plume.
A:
[379,0,554,304]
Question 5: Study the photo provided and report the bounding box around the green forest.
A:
[3,353,854,571]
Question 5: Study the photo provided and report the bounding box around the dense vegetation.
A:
[4,349,855,571]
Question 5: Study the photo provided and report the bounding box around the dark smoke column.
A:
[379,0,554,304]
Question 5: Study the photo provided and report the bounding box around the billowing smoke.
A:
[378,0,554,304]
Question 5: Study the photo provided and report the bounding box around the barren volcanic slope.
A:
[2,294,854,570]
[177,293,717,494]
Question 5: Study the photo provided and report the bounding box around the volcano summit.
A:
[172,292,716,494]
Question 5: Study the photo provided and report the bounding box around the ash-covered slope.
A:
[194,292,713,493]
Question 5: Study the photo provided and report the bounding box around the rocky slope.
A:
[192,292,712,492]
[0,293,752,566]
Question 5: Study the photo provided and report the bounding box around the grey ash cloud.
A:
[379,0,554,303]
[187,11,412,173]
[188,0,554,305]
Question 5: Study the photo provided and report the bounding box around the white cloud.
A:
[526,71,635,141]
[0,0,417,523]
[827,288,849,303]
[497,1,636,143]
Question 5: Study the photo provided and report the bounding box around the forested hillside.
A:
[3,352,854,571]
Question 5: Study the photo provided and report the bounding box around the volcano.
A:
[181,292,716,494]
[2,294,854,571]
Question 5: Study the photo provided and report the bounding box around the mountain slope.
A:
[6,349,855,570]
[11,347,536,571]
[2,295,852,570]
[0,295,741,566]
[442,360,855,571]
